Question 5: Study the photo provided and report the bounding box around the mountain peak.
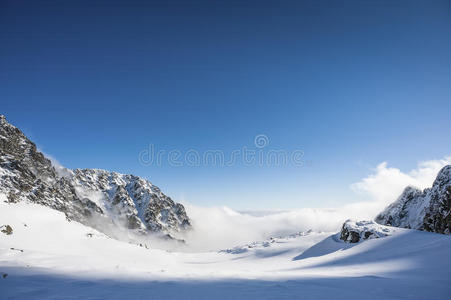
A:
[0,114,16,130]
[433,165,451,188]
[0,115,191,240]
[376,164,451,234]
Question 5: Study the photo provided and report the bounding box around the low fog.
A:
[179,157,451,251]
[48,155,450,252]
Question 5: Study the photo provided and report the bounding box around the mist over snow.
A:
[182,205,350,251]
[181,202,390,251]
[39,155,451,252]
[40,150,73,178]
[37,145,451,252]
[179,156,451,251]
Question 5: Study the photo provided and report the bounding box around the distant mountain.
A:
[376,165,451,234]
[0,115,191,239]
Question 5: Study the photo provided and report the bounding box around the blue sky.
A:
[1,0,451,209]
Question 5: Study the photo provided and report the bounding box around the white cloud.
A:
[181,156,451,251]
[181,205,344,251]
[30,149,451,252]
[181,201,391,251]
[351,156,451,204]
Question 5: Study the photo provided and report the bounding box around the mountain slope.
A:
[0,115,190,239]
[70,168,190,233]
[376,165,451,234]
[1,199,450,299]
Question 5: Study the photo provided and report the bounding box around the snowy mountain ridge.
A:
[376,165,451,234]
[70,168,191,233]
[0,115,191,240]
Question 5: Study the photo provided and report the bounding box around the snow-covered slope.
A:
[0,115,190,239]
[376,165,451,234]
[219,230,315,254]
[1,199,450,299]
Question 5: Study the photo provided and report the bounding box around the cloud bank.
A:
[351,156,451,204]
[45,150,450,251]
[182,156,451,251]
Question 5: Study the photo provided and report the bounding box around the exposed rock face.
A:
[340,220,393,243]
[1,225,13,235]
[0,115,191,238]
[70,168,191,233]
[376,165,451,234]
[0,115,101,225]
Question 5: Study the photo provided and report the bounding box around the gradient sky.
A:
[1,0,451,209]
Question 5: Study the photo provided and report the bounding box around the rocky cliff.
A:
[375,165,451,234]
[0,115,191,239]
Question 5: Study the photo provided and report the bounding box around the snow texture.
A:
[1,200,450,299]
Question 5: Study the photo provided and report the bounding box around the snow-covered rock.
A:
[376,165,451,234]
[0,115,191,239]
[70,168,191,233]
[219,230,314,254]
[340,220,393,243]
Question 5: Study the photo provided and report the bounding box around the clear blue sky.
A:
[1,0,450,209]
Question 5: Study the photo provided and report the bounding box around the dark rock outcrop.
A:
[0,115,102,225]
[1,225,13,235]
[340,220,392,243]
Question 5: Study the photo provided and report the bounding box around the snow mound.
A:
[219,230,314,254]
